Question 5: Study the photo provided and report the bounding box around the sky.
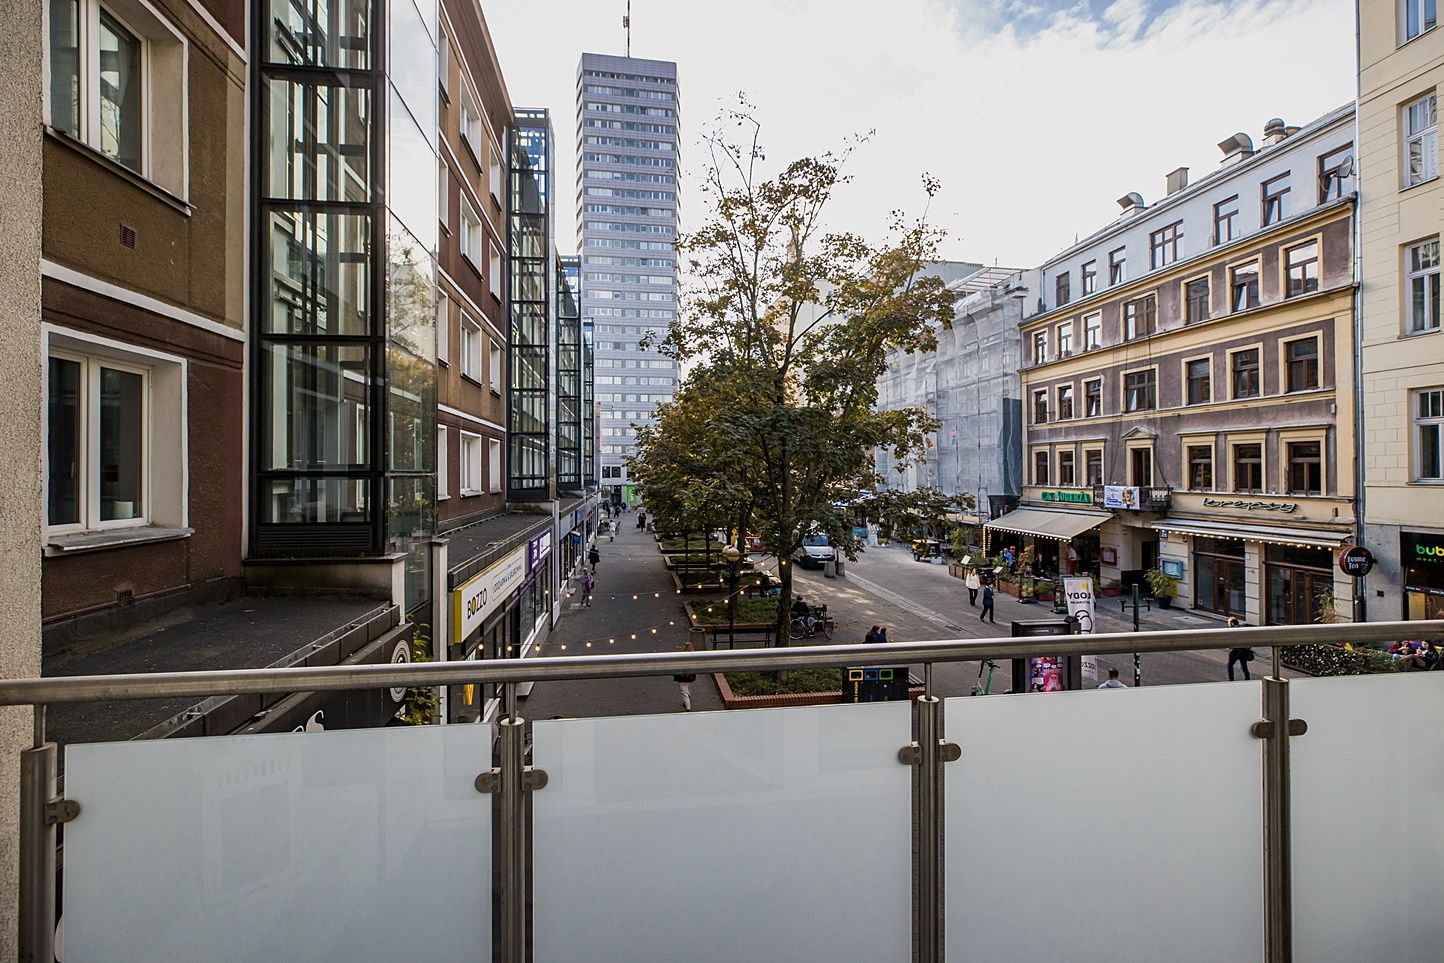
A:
[484,0,1357,269]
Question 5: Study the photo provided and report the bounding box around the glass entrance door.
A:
[1195,555,1246,617]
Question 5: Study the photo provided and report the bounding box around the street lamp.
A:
[721,543,742,649]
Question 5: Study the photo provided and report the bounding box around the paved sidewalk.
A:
[521,517,720,718]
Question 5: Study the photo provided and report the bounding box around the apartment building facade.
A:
[1005,107,1358,626]
[41,0,247,618]
[436,0,511,527]
[1357,0,1444,621]
[874,265,1028,519]
[575,52,680,507]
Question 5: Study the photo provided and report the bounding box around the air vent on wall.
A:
[119,224,137,248]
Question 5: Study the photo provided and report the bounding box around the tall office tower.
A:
[576,53,680,507]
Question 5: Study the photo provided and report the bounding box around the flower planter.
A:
[713,672,926,710]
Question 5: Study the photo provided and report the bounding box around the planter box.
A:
[714,672,926,710]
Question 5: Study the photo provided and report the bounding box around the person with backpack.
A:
[1225,616,1255,680]
[579,568,595,607]
[979,583,996,624]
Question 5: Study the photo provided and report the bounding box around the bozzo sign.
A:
[453,546,528,644]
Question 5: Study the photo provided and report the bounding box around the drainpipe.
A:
[1350,89,1367,622]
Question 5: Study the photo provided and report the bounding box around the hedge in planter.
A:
[1281,643,1400,676]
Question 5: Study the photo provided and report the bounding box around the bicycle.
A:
[788,605,834,641]
[969,659,999,696]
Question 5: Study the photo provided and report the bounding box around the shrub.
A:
[1281,643,1399,676]
[724,667,843,696]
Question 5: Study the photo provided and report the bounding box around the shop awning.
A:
[984,508,1111,542]
[1150,519,1349,550]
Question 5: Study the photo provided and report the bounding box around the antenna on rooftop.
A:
[623,0,631,57]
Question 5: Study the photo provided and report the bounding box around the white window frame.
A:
[436,290,450,364]
[488,437,502,493]
[489,148,503,203]
[1407,237,1441,334]
[1405,93,1439,188]
[488,337,502,393]
[1083,377,1103,417]
[488,239,503,300]
[1082,312,1101,350]
[460,196,482,268]
[438,157,449,233]
[459,432,482,495]
[437,28,450,98]
[43,326,188,538]
[460,315,482,382]
[458,84,482,158]
[436,426,449,499]
[46,0,190,197]
[1414,387,1444,481]
[1402,0,1438,43]
[1057,320,1074,356]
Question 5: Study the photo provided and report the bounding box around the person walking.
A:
[1098,668,1128,689]
[1225,616,1255,681]
[964,568,981,606]
[579,569,595,607]
[673,641,697,711]
[588,544,601,572]
[979,583,996,624]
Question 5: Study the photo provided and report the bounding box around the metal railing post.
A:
[1254,651,1305,963]
[905,664,957,963]
[19,706,55,963]
[497,683,526,963]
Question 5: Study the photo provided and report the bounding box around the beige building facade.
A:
[1357,0,1444,620]
[1002,107,1359,627]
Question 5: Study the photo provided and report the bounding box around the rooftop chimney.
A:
[1165,167,1190,196]
[1116,191,1146,215]
[1217,132,1255,167]
[1263,117,1288,146]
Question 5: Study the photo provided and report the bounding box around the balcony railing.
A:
[1091,484,1173,512]
[7,619,1444,962]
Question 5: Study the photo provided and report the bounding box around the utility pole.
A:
[1123,582,1144,687]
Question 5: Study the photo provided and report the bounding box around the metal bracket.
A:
[1250,718,1308,739]
[43,798,79,825]
[474,767,548,793]
[898,741,961,765]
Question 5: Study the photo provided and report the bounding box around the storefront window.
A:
[1193,537,1245,617]
[1402,531,1444,620]
[1264,544,1332,625]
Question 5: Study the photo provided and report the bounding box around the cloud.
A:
[483,0,1355,266]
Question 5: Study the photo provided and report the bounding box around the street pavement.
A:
[520,521,1291,719]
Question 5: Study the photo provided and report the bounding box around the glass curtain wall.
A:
[557,256,583,493]
[581,317,596,487]
[253,0,438,614]
[509,111,553,499]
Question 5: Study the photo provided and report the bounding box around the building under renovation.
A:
[874,265,1032,519]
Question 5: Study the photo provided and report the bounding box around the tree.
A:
[633,103,958,642]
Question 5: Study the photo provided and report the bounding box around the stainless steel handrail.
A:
[0,620,1438,706]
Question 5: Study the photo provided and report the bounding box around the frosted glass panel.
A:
[945,683,1263,962]
[63,725,491,962]
[1292,673,1444,963]
[533,702,911,962]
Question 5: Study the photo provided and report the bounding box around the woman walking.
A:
[673,640,697,711]
[964,568,981,606]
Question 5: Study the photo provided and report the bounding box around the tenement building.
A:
[1002,106,1358,626]
[576,52,680,507]
[1357,0,1444,621]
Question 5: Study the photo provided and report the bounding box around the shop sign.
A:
[1160,558,1184,579]
[528,530,554,572]
[1203,497,1299,514]
[1062,577,1096,634]
[1102,486,1139,510]
[1041,490,1092,504]
[1405,532,1444,566]
[388,638,411,704]
[1338,545,1375,577]
[453,545,528,644]
[1100,546,1118,565]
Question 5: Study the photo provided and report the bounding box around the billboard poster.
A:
[1102,485,1140,510]
[1028,656,1065,692]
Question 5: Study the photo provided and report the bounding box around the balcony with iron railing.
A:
[10,619,1444,962]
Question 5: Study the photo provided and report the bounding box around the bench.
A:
[706,625,776,650]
